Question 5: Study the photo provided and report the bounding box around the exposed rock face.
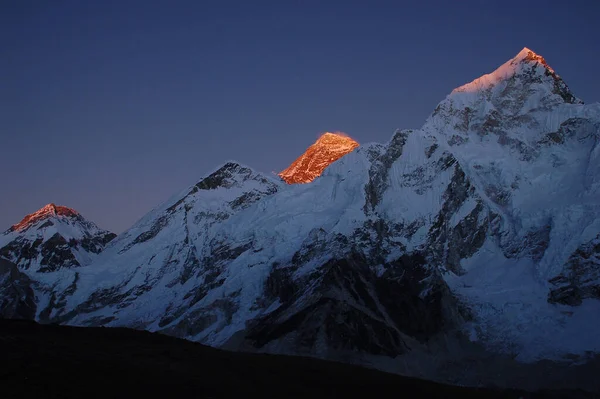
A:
[4,48,600,385]
[244,252,462,357]
[549,234,600,306]
[279,132,359,184]
[0,203,116,273]
[0,258,36,319]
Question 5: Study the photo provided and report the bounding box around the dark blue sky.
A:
[2,0,599,233]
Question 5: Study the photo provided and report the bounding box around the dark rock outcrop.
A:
[0,258,36,319]
[244,252,463,357]
[549,234,600,306]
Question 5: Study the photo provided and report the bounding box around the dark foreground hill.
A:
[0,319,594,399]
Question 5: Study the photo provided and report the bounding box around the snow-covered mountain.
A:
[415,47,600,362]
[3,47,600,390]
[279,132,359,183]
[0,203,116,273]
[423,47,600,307]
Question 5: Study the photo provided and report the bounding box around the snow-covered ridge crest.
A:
[94,159,282,263]
[128,160,283,228]
[423,46,591,147]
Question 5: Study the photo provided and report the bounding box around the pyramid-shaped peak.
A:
[451,47,552,94]
[194,161,274,191]
[40,203,79,217]
[515,47,542,60]
[1,203,115,272]
[512,47,551,68]
[425,46,584,136]
[279,132,359,184]
[209,161,261,179]
[40,203,57,214]
[517,46,534,55]
[449,46,581,105]
[8,203,80,233]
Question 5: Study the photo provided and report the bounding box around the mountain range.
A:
[2,47,599,392]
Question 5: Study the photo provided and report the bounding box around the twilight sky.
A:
[1,0,599,233]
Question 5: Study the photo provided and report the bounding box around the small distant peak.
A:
[34,203,79,217]
[39,203,78,218]
[221,161,242,170]
[195,161,260,191]
[211,161,254,177]
[8,203,79,232]
[279,131,359,184]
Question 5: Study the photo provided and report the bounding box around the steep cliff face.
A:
[410,48,600,363]
[549,234,600,306]
[4,48,600,378]
[279,132,359,184]
[0,258,36,319]
[422,47,600,315]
